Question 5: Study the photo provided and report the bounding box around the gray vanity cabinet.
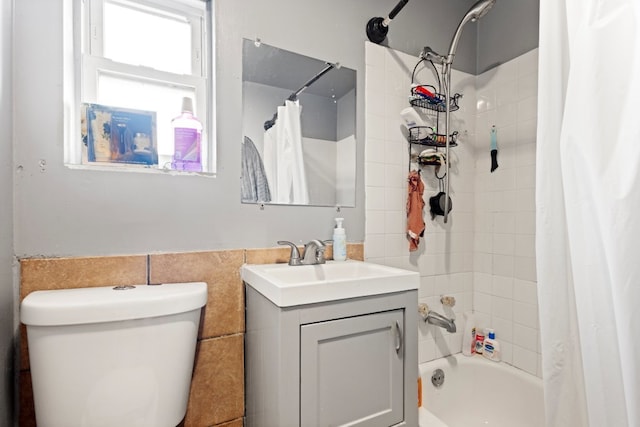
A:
[300,309,405,426]
[244,285,418,427]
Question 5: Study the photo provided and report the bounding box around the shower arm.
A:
[425,0,498,222]
[443,62,452,223]
[439,28,469,224]
[441,8,480,223]
[420,45,453,223]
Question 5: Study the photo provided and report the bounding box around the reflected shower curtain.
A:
[537,1,640,426]
[263,100,309,204]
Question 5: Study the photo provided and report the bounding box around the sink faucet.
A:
[277,240,326,266]
[418,303,456,333]
[302,240,326,265]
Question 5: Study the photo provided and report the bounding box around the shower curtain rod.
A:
[264,62,338,130]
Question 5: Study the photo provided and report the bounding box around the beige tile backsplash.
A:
[149,250,245,339]
[18,243,364,427]
[20,255,148,300]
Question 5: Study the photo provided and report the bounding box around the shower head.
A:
[446,0,496,60]
[466,0,496,21]
[366,0,410,44]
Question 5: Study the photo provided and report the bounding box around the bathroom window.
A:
[70,0,216,173]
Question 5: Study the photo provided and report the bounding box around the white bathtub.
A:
[418,354,545,427]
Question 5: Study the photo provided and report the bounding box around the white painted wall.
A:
[364,42,540,375]
[477,0,539,74]
[13,0,480,259]
[5,0,540,421]
[0,0,14,423]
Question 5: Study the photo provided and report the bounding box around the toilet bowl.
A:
[21,282,208,427]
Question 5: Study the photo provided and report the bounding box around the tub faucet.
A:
[418,303,457,333]
[277,240,326,266]
[427,311,457,333]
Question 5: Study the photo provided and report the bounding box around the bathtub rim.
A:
[419,352,542,387]
[418,352,544,427]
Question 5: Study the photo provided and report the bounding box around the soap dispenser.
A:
[332,218,347,261]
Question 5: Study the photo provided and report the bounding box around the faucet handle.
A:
[277,241,302,266]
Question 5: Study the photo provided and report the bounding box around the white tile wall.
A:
[364,42,476,365]
[364,42,541,376]
[472,49,540,377]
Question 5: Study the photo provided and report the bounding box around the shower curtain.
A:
[263,100,309,204]
[537,1,640,426]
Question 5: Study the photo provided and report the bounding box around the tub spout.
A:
[419,304,456,332]
[427,310,456,332]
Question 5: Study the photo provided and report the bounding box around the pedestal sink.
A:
[241,260,419,307]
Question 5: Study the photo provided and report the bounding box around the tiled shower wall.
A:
[473,49,540,376]
[364,42,540,375]
[364,42,477,364]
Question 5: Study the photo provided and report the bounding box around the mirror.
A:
[241,39,357,207]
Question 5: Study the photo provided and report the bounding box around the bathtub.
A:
[418,354,545,427]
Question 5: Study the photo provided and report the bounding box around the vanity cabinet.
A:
[244,285,418,427]
[300,309,405,426]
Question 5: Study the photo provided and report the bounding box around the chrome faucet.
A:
[302,240,326,265]
[418,303,457,333]
[277,240,326,266]
[426,310,457,333]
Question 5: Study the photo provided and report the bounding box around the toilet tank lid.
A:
[20,282,208,326]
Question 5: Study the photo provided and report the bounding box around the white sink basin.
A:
[241,260,419,307]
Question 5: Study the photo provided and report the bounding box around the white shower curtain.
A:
[263,100,309,204]
[537,1,640,426]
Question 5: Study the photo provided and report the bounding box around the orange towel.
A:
[407,170,425,251]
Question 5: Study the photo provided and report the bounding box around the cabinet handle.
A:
[394,321,402,354]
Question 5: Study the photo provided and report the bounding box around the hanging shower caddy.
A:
[409,84,461,113]
[406,69,462,169]
[408,127,458,149]
[404,57,461,223]
[370,0,496,224]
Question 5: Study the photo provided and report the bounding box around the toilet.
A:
[21,282,208,427]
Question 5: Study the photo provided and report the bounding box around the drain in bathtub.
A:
[431,368,445,387]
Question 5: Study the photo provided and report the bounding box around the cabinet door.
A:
[300,309,404,427]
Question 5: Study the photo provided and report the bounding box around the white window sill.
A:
[64,163,217,178]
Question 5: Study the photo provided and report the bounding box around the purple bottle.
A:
[171,97,203,172]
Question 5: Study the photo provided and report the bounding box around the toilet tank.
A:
[21,282,208,427]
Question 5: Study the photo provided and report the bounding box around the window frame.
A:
[67,0,215,174]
